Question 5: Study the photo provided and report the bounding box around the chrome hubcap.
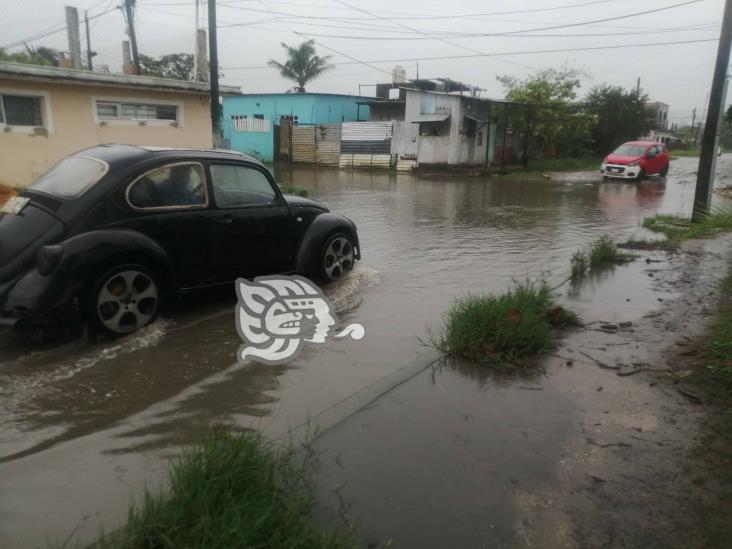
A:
[96,270,158,333]
[324,236,354,280]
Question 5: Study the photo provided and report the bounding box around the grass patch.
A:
[91,427,349,549]
[697,273,732,411]
[571,236,633,281]
[433,279,578,366]
[278,184,309,197]
[669,149,700,158]
[643,208,732,244]
[523,156,602,173]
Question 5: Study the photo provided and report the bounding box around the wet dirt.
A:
[1,156,731,547]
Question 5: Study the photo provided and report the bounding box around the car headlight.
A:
[36,244,63,276]
[627,160,640,167]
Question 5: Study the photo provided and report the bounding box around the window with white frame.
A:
[96,100,179,122]
[0,93,45,127]
[231,114,270,133]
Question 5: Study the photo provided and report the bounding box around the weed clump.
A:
[434,280,578,366]
[279,184,309,197]
[643,208,732,244]
[571,236,632,281]
[96,427,349,549]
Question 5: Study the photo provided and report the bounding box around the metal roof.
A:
[411,113,451,123]
[0,62,241,95]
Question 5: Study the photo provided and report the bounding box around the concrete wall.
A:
[0,78,213,188]
[223,94,369,162]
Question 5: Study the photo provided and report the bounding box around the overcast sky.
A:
[1,0,726,126]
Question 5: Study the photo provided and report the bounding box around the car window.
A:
[612,144,646,156]
[128,163,206,210]
[29,155,108,198]
[210,164,277,208]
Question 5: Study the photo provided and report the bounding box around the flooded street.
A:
[1,156,731,547]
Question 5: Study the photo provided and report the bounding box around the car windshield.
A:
[29,156,108,198]
[612,144,647,156]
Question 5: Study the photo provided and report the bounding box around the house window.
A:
[96,100,179,122]
[0,93,44,126]
[231,114,270,133]
[477,131,483,146]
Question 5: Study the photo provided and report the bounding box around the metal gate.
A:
[291,126,316,163]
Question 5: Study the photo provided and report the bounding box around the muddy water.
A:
[0,156,729,546]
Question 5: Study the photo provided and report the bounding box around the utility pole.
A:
[208,0,222,147]
[84,10,93,70]
[636,76,641,95]
[65,6,82,69]
[193,0,198,80]
[692,0,732,221]
[690,108,697,146]
[123,0,140,74]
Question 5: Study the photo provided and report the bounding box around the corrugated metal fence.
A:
[339,121,393,168]
[315,124,341,165]
[291,124,342,165]
[292,126,316,163]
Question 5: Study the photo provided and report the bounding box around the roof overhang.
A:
[412,113,451,123]
[0,61,241,95]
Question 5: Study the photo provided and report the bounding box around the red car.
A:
[600,141,669,180]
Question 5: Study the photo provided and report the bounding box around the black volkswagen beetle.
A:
[0,144,360,336]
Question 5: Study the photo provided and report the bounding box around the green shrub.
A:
[434,280,577,366]
[94,427,349,549]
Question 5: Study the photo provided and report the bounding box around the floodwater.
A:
[0,156,729,546]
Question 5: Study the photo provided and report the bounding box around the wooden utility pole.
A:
[691,107,697,145]
[208,0,222,147]
[65,6,82,69]
[693,0,732,220]
[123,0,140,74]
[84,10,93,70]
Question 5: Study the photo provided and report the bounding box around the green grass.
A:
[669,149,700,157]
[278,184,309,197]
[91,427,349,549]
[433,279,578,366]
[697,273,732,411]
[643,208,732,244]
[523,156,602,173]
[571,236,633,281]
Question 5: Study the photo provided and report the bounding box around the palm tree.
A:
[267,40,333,93]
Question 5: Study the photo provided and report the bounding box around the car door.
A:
[645,146,659,174]
[117,161,217,289]
[207,161,294,281]
[647,145,663,173]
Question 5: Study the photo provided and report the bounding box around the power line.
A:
[261,22,720,41]
[2,5,120,50]
[222,38,717,70]
[330,0,538,72]
[254,0,393,77]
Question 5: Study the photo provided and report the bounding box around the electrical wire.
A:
[222,38,717,70]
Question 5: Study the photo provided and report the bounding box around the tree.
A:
[139,53,194,80]
[497,65,593,158]
[267,40,333,93]
[584,84,654,154]
[0,45,60,66]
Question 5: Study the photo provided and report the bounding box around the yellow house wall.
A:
[0,79,213,188]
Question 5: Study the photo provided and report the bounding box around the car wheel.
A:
[660,163,669,177]
[87,264,160,337]
[317,232,355,283]
[636,168,646,181]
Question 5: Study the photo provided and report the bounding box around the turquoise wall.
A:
[222,94,369,162]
